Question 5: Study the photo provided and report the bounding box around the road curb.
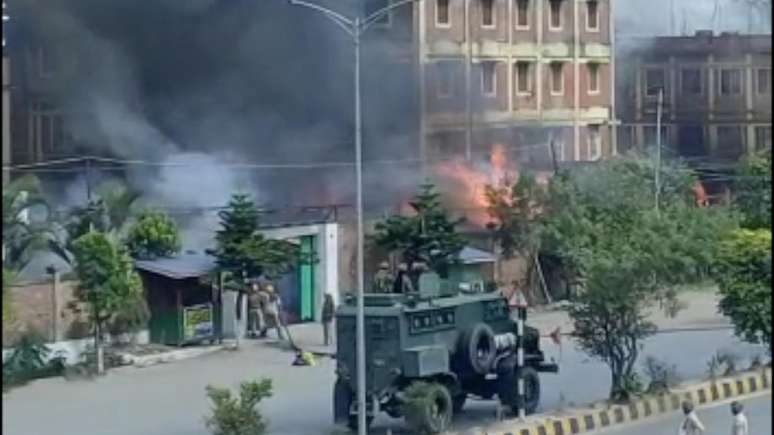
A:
[478,367,771,435]
[120,345,228,368]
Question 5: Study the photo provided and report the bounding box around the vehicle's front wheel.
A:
[404,382,453,434]
[498,365,541,415]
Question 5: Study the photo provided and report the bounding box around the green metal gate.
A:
[299,235,315,321]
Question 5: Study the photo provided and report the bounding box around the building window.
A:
[29,101,65,158]
[516,0,530,28]
[550,62,564,95]
[437,61,455,98]
[719,69,742,95]
[755,126,772,151]
[645,68,666,96]
[481,61,497,96]
[717,125,744,157]
[366,0,392,26]
[756,68,771,94]
[516,61,532,94]
[587,62,600,94]
[436,0,450,26]
[586,0,599,31]
[549,0,562,30]
[681,68,702,95]
[481,0,495,27]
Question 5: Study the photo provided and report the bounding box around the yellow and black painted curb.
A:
[485,367,771,435]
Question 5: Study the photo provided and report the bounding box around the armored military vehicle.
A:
[333,273,559,432]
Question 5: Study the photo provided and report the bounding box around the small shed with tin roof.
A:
[135,253,221,346]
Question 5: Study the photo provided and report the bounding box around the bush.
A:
[2,331,65,390]
[706,351,741,380]
[617,372,645,403]
[642,356,680,394]
[205,379,273,435]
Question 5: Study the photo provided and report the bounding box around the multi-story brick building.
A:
[617,31,772,161]
[409,0,616,165]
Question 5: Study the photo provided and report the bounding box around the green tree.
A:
[485,173,548,299]
[207,194,299,281]
[2,174,55,270]
[733,150,771,229]
[50,180,141,265]
[373,183,466,277]
[485,173,545,259]
[541,157,736,401]
[713,229,771,348]
[71,232,144,374]
[205,379,273,435]
[125,210,182,260]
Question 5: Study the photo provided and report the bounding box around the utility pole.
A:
[655,88,663,216]
[285,2,425,433]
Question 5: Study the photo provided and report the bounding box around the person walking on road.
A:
[679,401,706,435]
[321,293,335,346]
[730,401,749,435]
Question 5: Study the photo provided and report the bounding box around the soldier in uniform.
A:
[247,282,263,338]
[393,262,415,294]
[321,293,335,346]
[372,261,394,293]
[259,283,285,340]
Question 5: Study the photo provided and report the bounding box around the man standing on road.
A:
[259,283,285,340]
[321,293,335,346]
[679,401,706,435]
[247,282,263,338]
[730,401,749,435]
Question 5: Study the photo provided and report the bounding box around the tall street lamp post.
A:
[285,1,423,433]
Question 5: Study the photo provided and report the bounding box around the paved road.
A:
[3,328,762,435]
[597,393,771,435]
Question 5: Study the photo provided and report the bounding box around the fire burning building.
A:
[616,30,772,160]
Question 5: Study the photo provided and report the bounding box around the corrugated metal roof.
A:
[457,246,496,264]
[134,253,216,280]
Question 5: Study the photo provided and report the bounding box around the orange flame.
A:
[430,144,519,227]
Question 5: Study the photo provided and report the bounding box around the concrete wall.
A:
[260,222,339,321]
[3,278,91,347]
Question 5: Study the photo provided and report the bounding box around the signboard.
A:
[183,303,213,341]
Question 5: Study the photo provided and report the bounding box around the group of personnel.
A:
[246,280,285,340]
[371,260,429,294]
[679,400,749,435]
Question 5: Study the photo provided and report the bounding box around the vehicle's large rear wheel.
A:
[404,382,453,434]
